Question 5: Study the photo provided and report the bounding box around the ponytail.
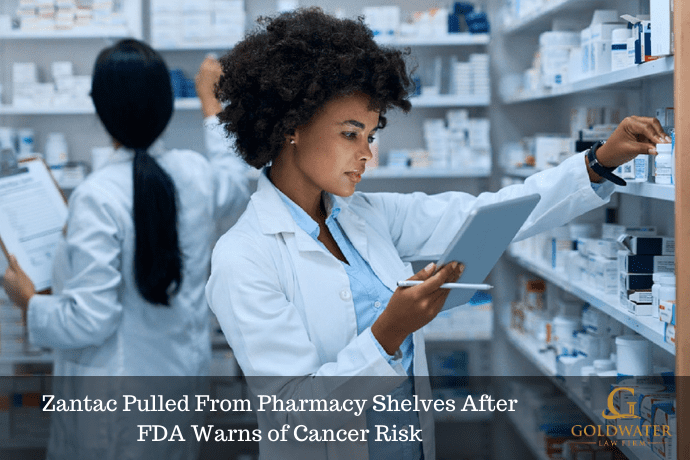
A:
[133,149,182,305]
[91,39,180,306]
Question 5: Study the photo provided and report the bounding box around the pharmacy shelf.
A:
[502,0,604,35]
[0,98,205,115]
[411,94,490,107]
[0,104,95,115]
[503,167,538,178]
[0,95,489,115]
[615,182,675,202]
[0,352,54,365]
[503,168,676,201]
[506,253,674,355]
[502,57,674,104]
[174,98,203,110]
[3,437,50,450]
[177,94,492,110]
[246,166,491,181]
[504,326,660,460]
[374,33,490,46]
[506,409,550,460]
[154,42,238,51]
[423,331,492,342]
[0,27,133,39]
[365,166,491,179]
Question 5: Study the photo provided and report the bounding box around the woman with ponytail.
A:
[2,39,249,458]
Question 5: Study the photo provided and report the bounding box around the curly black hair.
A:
[216,7,413,169]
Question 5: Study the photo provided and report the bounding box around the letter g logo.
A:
[602,387,640,420]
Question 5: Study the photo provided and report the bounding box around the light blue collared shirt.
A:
[273,181,422,460]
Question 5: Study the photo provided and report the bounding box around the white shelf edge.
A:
[506,410,551,460]
[0,352,54,364]
[503,168,675,201]
[411,94,490,107]
[153,42,239,51]
[0,104,95,115]
[174,98,202,110]
[365,166,491,179]
[423,331,493,342]
[503,167,538,178]
[615,182,675,202]
[2,437,50,449]
[374,33,490,46]
[176,95,491,109]
[0,27,133,39]
[0,99,204,115]
[506,254,675,355]
[501,0,601,35]
[502,57,674,104]
[504,326,661,460]
[0,95,491,114]
[246,166,491,181]
[154,32,489,51]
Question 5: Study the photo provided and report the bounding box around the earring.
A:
[290,139,295,145]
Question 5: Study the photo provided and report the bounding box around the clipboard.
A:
[436,193,541,311]
[0,156,69,292]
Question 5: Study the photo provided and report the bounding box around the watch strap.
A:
[587,141,626,186]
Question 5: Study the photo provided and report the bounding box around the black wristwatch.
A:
[587,140,626,186]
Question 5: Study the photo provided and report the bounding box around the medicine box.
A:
[619,272,653,291]
[602,224,656,240]
[590,255,617,294]
[624,299,654,316]
[586,238,619,259]
[652,404,675,460]
[617,251,674,274]
[627,290,653,304]
[659,300,675,325]
[620,236,674,256]
[664,323,675,345]
[533,135,572,170]
[640,393,674,422]
[650,0,673,56]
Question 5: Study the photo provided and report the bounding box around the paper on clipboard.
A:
[0,158,68,291]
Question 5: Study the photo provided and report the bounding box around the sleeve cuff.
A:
[368,329,403,364]
[590,179,615,199]
[203,115,220,126]
[26,294,53,348]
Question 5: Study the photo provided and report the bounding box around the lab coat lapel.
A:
[336,198,401,292]
[251,177,355,357]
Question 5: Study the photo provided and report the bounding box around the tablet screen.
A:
[436,193,541,311]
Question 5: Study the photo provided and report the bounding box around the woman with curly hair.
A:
[206,8,667,459]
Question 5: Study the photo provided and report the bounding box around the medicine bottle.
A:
[652,273,675,311]
[654,143,673,184]
[45,132,68,168]
[611,28,631,71]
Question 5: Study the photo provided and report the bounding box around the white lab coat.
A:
[206,152,614,460]
[26,117,249,459]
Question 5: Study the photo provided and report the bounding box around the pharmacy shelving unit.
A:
[506,252,673,354]
[489,0,684,458]
[504,167,677,202]
[0,1,142,40]
[502,56,674,104]
[502,325,657,460]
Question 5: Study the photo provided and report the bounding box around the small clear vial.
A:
[654,143,673,184]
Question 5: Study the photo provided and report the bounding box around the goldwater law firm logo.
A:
[570,387,672,449]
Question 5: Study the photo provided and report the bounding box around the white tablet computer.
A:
[436,193,541,311]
